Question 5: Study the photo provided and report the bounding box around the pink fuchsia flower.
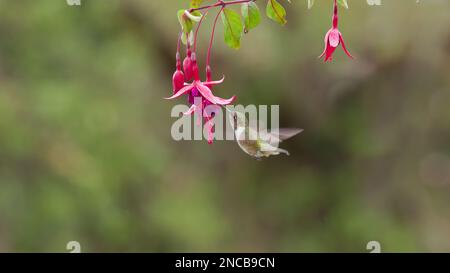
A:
[166,53,236,106]
[319,0,353,62]
[166,53,236,144]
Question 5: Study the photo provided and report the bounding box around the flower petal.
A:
[193,97,203,126]
[165,84,193,100]
[324,45,337,62]
[203,104,220,118]
[329,29,340,48]
[319,30,331,58]
[196,83,236,105]
[183,104,196,116]
[203,75,225,86]
[340,34,354,59]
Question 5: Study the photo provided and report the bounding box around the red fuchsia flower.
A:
[166,53,236,144]
[319,0,353,62]
[167,53,235,105]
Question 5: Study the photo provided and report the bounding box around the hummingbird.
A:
[227,109,303,159]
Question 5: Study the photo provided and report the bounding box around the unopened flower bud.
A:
[172,69,185,94]
[172,52,185,93]
[183,47,194,81]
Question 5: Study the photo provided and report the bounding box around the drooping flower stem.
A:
[191,0,258,73]
[193,0,255,54]
[333,0,338,28]
[193,7,212,52]
[206,6,225,77]
[176,32,182,70]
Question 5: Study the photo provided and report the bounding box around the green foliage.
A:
[178,10,194,34]
[266,0,288,25]
[242,2,261,32]
[221,8,244,49]
[178,0,352,49]
[177,10,201,45]
[177,0,289,49]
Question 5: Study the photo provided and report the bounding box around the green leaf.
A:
[184,10,202,22]
[337,0,349,9]
[221,8,244,49]
[242,2,261,32]
[266,0,287,25]
[178,10,193,34]
[177,10,202,45]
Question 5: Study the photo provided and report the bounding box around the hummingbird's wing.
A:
[259,128,303,145]
[275,128,304,141]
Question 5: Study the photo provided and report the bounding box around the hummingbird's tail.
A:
[275,148,290,156]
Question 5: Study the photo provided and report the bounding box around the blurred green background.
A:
[0,0,450,252]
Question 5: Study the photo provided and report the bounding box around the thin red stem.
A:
[193,8,212,52]
[189,0,256,79]
[191,0,256,58]
[176,32,182,70]
[176,32,182,53]
[206,7,224,69]
[333,0,338,28]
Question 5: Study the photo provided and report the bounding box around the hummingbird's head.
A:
[229,111,247,130]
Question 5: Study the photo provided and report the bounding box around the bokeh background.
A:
[0,0,450,252]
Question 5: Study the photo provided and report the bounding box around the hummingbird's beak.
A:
[222,106,237,131]
[223,105,233,114]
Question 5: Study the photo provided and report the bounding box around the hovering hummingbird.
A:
[228,109,303,159]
